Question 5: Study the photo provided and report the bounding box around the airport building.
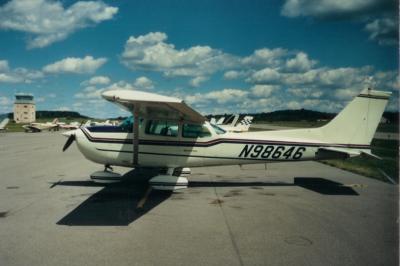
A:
[14,93,35,123]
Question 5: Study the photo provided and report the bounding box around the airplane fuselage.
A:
[72,121,369,169]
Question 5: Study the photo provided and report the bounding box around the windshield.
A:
[211,123,226,134]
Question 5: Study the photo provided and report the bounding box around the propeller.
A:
[62,134,76,152]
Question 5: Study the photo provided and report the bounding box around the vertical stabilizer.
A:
[236,116,254,131]
[320,89,391,145]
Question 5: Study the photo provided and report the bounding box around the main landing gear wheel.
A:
[149,167,191,191]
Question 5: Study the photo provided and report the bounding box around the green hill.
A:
[3,111,89,120]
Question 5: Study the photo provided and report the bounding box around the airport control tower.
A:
[14,93,35,123]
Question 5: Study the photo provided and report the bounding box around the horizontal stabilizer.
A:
[316,147,361,160]
[361,151,382,160]
[316,147,381,161]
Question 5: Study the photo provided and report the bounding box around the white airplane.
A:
[62,88,390,190]
[85,120,117,127]
[0,118,9,131]
[23,118,59,132]
[219,115,254,132]
[58,121,81,130]
[210,116,226,125]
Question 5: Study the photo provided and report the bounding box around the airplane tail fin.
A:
[236,116,254,131]
[230,114,239,126]
[216,117,225,125]
[319,89,391,145]
[52,118,59,124]
[0,118,9,129]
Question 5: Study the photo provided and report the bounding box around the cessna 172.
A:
[62,88,390,190]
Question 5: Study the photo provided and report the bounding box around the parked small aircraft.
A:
[58,121,81,130]
[85,120,118,127]
[0,118,9,131]
[23,118,59,132]
[220,115,254,132]
[210,116,225,125]
[62,88,390,190]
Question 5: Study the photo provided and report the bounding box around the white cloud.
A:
[134,76,154,89]
[365,17,398,46]
[0,60,9,72]
[189,76,208,87]
[288,87,324,98]
[82,75,111,86]
[285,52,317,72]
[0,0,118,49]
[121,32,238,77]
[205,89,248,104]
[75,81,135,99]
[281,0,398,46]
[0,73,20,83]
[185,88,248,105]
[241,48,287,67]
[0,59,43,83]
[0,96,11,106]
[223,70,241,80]
[43,56,107,74]
[281,0,393,19]
[250,85,278,97]
[247,68,281,83]
[106,81,135,91]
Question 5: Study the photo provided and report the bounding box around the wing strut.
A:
[133,104,140,167]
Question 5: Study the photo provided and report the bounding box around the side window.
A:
[117,117,143,132]
[182,124,211,138]
[146,120,178,137]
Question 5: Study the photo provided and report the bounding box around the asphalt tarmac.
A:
[0,132,398,266]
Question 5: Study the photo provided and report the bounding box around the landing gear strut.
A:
[104,164,113,172]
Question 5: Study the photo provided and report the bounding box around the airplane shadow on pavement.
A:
[55,173,358,226]
[56,168,171,226]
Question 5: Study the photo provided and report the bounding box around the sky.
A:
[0,0,398,118]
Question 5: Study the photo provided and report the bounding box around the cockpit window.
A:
[145,120,178,137]
[182,124,211,138]
[211,123,226,134]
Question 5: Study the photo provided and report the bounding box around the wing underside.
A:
[102,90,205,123]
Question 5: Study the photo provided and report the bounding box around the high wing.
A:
[102,90,205,123]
